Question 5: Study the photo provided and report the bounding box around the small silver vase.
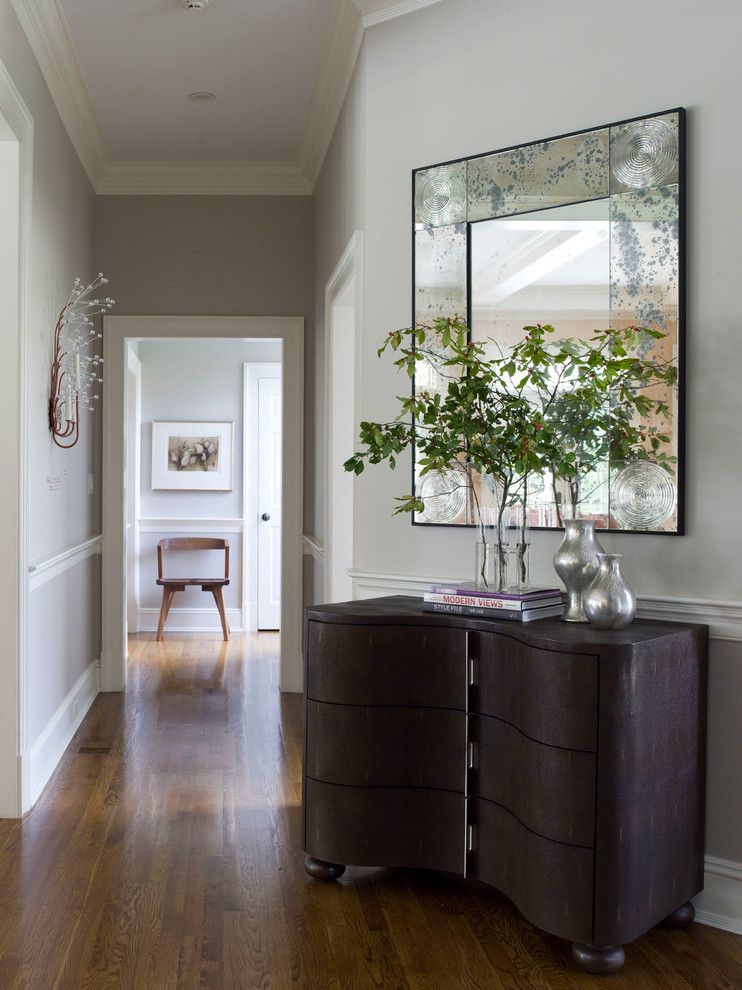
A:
[584,553,636,629]
[553,519,605,622]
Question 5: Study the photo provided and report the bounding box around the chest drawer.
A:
[306,621,466,708]
[469,630,597,751]
[306,701,466,791]
[305,779,465,874]
[469,798,594,942]
[468,714,595,847]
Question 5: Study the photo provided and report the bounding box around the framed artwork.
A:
[151,421,234,491]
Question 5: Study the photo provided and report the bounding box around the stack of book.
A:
[422,585,565,622]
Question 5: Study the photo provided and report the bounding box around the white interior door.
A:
[258,375,282,629]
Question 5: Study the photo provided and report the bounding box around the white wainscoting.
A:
[349,567,742,934]
[137,606,243,634]
[348,569,742,642]
[26,658,100,808]
[28,534,103,591]
[138,517,246,631]
[25,535,104,808]
[302,534,325,563]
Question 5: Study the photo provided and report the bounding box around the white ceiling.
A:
[59,0,333,162]
[11,0,447,193]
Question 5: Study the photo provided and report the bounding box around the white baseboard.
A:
[137,606,243,633]
[695,856,742,934]
[26,659,100,810]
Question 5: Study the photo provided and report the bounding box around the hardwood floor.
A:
[0,633,739,989]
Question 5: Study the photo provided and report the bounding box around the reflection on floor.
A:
[0,632,739,988]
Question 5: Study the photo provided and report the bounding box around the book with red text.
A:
[431,584,561,602]
[424,591,563,612]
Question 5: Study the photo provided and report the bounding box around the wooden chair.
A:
[156,538,230,641]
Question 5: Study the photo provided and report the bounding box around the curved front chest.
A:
[302,599,707,951]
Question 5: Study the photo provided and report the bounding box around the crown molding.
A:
[10,0,109,187]
[12,0,447,195]
[299,0,364,189]
[96,160,312,196]
[352,0,446,27]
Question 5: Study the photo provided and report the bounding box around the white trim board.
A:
[352,0,446,27]
[25,658,100,809]
[9,0,108,187]
[137,607,243,635]
[138,518,244,535]
[695,857,742,935]
[348,570,742,642]
[303,535,326,563]
[298,0,364,189]
[323,231,363,604]
[97,160,311,196]
[28,535,102,591]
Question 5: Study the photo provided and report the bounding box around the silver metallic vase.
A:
[553,519,605,622]
[584,553,636,629]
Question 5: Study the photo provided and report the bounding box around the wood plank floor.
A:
[0,633,739,989]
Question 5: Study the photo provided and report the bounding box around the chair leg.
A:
[156,588,175,641]
[212,586,230,641]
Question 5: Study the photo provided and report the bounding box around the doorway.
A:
[102,317,304,693]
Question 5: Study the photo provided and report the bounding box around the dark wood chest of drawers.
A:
[302,595,708,973]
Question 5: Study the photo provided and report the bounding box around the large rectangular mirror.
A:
[412,109,684,533]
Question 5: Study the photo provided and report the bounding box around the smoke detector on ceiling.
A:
[181,0,209,9]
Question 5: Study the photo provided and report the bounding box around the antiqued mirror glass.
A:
[412,109,684,533]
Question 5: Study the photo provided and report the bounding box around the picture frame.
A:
[151,421,234,492]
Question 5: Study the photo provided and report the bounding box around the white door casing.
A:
[258,374,282,629]
[103,318,303,694]
[0,59,33,817]
[324,231,363,603]
[124,346,141,636]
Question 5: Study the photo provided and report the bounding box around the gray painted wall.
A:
[313,0,742,863]
[1,1,98,770]
[94,195,316,529]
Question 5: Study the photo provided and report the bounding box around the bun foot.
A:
[571,943,625,974]
[304,856,346,882]
[662,900,695,928]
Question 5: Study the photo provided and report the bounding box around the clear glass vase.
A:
[508,541,531,592]
[474,541,497,591]
[504,502,532,592]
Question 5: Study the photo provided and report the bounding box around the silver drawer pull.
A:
[468,741,476,769]
[468,657,477,686]
[467,824,475,852]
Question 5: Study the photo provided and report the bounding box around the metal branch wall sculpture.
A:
[49,274,114,449]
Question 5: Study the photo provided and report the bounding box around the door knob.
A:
[261,512,271,521]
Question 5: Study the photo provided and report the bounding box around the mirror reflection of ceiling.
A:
[471,202,610,342]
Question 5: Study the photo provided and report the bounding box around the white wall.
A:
[1,0,98,814]
[313,0,742,927]
[136,337,281,629]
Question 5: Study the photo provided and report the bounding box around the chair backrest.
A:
[157,537,229,580]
